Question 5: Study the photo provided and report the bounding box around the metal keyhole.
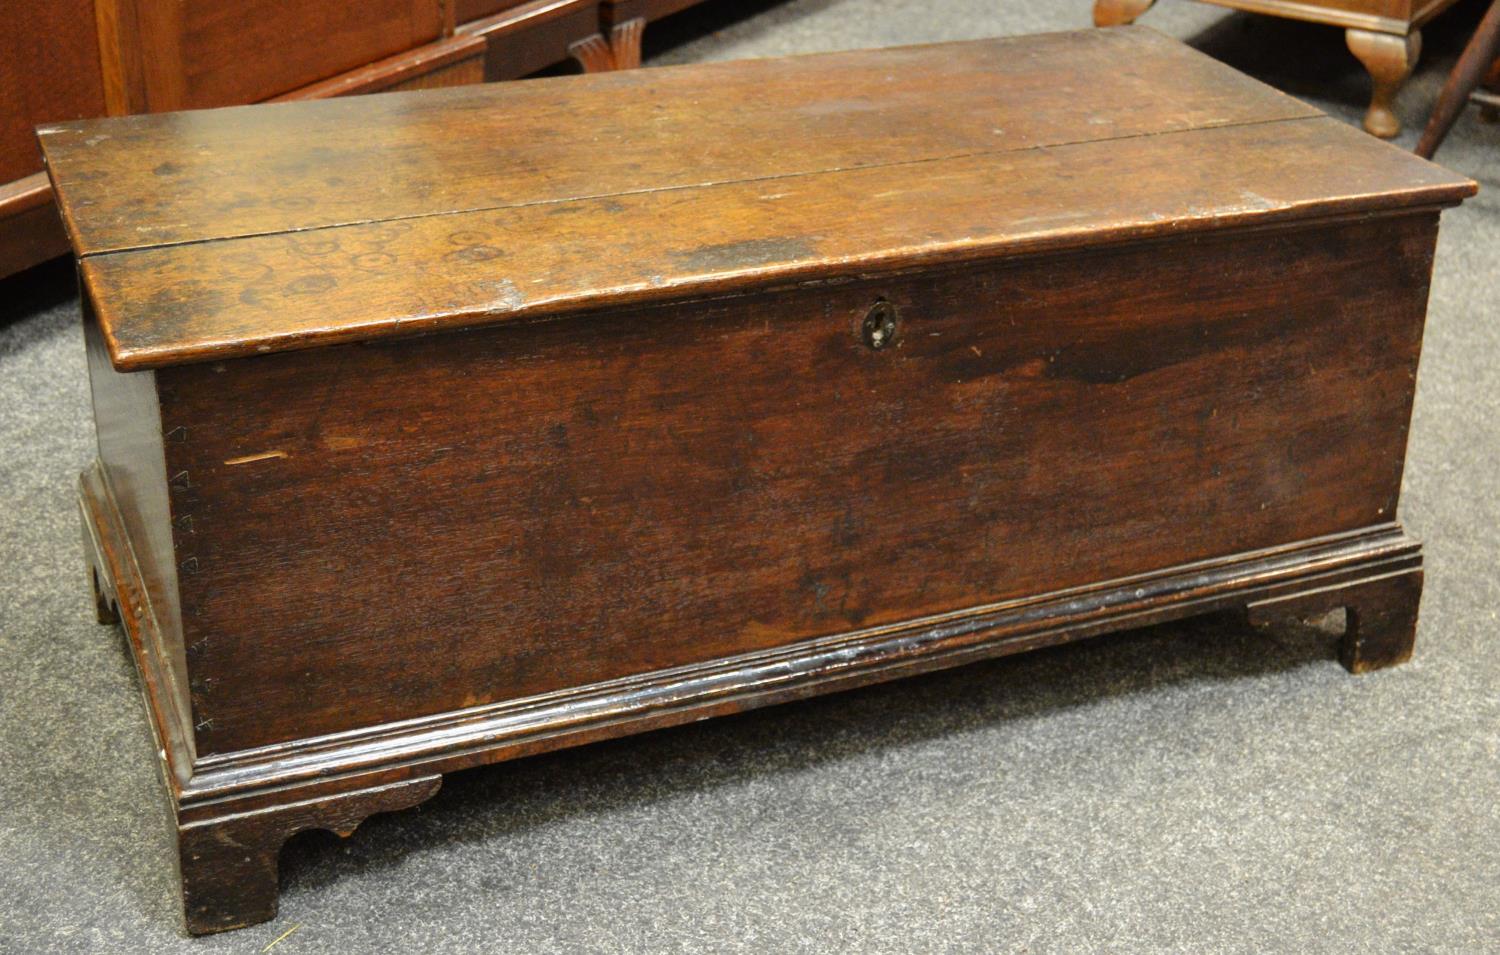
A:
[862,299,899,350]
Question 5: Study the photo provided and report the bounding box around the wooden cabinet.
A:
[1096,0,1464,136]
[94,0,446,113]
[0,0,718,281]
[602,0,709,68]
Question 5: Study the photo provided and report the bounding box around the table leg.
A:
[1093,0,1156,27]
[1347,28,1421,138]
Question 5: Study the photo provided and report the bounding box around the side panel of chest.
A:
[159,214,1436,755]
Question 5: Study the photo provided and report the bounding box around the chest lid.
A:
[39,26,1474,371]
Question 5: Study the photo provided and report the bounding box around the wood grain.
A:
[41,28,1325,255]
[154,213,1437,754]
[56,29,1471,933]
[177,776,442,934]
[76,115,1474,371]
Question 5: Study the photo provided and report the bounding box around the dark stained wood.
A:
[85,431,1428,802]
[0,0,105,275]
[81,460,196,787]
[38,29,1476,370]
[68,116,1472,371]
[0,0,660,280]
[0,175,70,278]
[53,30,1473,934]
[81,303,195,774]
[178,528,1426,800]
[177,775,441,935]
[454,0,530,22]
[154,213,1438,755]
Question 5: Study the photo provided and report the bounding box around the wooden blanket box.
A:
[39,27,1474,934]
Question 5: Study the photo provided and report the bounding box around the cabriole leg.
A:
[1346,28,1421,138]
[1094,0,1156,27]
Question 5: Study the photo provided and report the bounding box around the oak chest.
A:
[39,26,1474,935]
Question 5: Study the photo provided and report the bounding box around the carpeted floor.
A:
[2,1,1496,952]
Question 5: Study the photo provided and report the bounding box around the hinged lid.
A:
[39,27,1475,370]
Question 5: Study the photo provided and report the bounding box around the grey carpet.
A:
[2,1,1497,952]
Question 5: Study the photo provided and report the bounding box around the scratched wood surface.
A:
[156,214,1436,754]
[39,27,1473,370]
[43,28,1317,250]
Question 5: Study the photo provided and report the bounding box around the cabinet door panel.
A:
[101,0,445,112]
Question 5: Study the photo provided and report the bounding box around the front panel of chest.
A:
[154,213,1436,755]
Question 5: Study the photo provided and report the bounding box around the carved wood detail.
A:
[567,31,616,72]
[608,16,645,70]
[1094,0,1158,26]
[177,776,443,935]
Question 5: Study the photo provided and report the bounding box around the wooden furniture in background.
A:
[43,26,1472,935]
[459,0,622,77]
[601,0,705,67]
[1095,0,1464,137]
[0,0,108,276]
[0,0,719,282]
[1415,0,1500,156]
